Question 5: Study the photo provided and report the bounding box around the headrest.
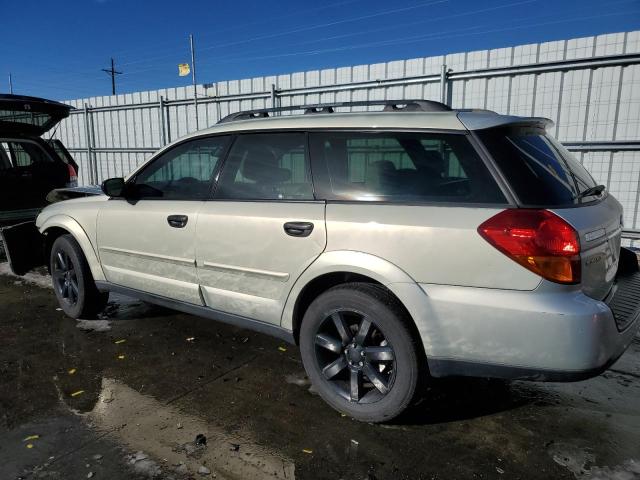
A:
[241,148,291,183]
[366,160,397,191]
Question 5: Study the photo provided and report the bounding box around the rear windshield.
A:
[0,108,55,132]
[476,126,598,206]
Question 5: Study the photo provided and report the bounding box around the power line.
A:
[110,0,596,77]
[114,1,626,83]
[115,0,451,71]
[210,8,640,64]
[114,0,365,65]
[0,0,368,91]
[101,58,123,95]
[8,0,635,99]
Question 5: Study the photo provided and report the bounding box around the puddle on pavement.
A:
[62,377,296,479]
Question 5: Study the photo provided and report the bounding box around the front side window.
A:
[309,131,506,203]
[132,136,230,200]
[215,132,313,200]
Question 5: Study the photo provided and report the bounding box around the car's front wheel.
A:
[300,282,421,423]
[50,234,108,319]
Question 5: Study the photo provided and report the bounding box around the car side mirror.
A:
[101,177,126,197]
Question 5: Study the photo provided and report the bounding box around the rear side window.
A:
[476,127,598,206]
[0,141,51,167]
[215,133,313,200]
[309,131,506,203]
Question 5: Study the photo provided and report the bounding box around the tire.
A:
[50,234,109,319]
[300,282,421,423]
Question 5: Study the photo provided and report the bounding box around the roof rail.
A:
[217,99,451,124]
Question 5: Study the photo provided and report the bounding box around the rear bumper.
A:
[409,278,639,382]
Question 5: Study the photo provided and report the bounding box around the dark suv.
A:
[0,94,78,227]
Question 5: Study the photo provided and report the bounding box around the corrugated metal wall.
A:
[52,30,640,230]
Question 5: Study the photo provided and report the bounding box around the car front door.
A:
[96,135,231,304]
[195,132,326,325]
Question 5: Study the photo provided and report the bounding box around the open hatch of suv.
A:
[2,100,639,422]
[0,94,78,227]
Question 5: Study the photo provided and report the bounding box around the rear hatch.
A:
[475,123,623,301]
[0,94,72,136]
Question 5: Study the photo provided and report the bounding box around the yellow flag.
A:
[178,63,191,76]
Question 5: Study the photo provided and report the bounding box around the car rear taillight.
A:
[67,164,78,187]
[478,209,581,284]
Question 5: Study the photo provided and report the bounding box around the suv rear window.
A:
[309,131,506,204]
[476,126,598,206]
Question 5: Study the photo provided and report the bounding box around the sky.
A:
[1,0,639,101]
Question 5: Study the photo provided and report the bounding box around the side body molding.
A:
[281,250,432,348]
[38,214,106,282]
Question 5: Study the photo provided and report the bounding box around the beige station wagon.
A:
[3,100,639,422]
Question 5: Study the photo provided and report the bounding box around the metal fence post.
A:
[271,83,278,114]
[88,107,99,184]
[440,64,448,105]
[83,103,95,185]
[158,95,166,146]
[165,102,172,144]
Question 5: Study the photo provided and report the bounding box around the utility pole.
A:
[8,73,13,94]
[101,58,122,95]
[189,34,199,130]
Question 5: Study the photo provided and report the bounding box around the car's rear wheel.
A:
[50,234,108,319]
[300,282,420,423]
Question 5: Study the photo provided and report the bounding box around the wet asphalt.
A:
[1,265,639,480]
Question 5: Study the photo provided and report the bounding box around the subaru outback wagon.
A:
[3,100,639,422]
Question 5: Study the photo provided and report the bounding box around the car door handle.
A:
[167,215,188,228]
[284,221,314,237]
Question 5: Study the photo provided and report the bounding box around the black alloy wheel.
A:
[50,234,109,319]
[52,249,79,306]
[300,282,420,422]
[315,309,396,404]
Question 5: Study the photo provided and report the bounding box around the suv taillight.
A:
[67,164,78,187]
[478,209,581,284]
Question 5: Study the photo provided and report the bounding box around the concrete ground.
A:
[1,264,639,480]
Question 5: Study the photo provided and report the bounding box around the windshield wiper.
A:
[577,184,606,200]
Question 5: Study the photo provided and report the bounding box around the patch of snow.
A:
[76,319,112,332]
[549,442,640,479]
[284,373,310,387]
[0,262,52,289]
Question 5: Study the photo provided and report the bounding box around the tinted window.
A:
[477,127,598,206]
[215,133,313,200]
[309,131,505,203]
[133,136,229,199]
[0,141,51,167]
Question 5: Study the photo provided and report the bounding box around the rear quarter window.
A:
[476,127,598,206]
[309,131,506,204]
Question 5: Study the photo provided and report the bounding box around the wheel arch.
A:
[40,215,106,282]
[282,251,431,357]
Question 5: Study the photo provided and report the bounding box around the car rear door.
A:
[96,135,231,304]
[195,132,326,325]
